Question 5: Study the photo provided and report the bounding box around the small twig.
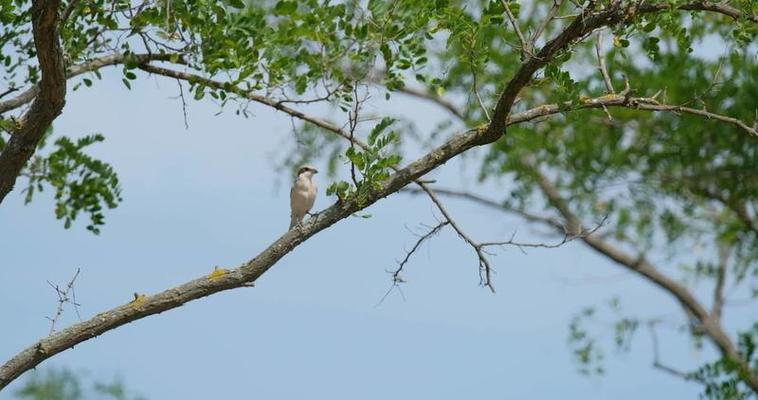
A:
[479,215,607,253]
[175,79,189,129]
[528,0,564,53]
[378,220,449,306]
[45,268,82,335]
[595,31,615,93]
[418,184,497,292]
[0,87,19,100]
[347,84,366,189]
[471,71,491,122]
[647,321,705,384]
[393,221,449,282]
[501,0,530,59]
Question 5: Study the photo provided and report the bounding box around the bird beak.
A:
[313,169,319,174]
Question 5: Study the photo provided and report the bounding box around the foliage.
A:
[690,323,758,400]
[326,117,401,206]
[15,368,144,400]
[21,132,122,234]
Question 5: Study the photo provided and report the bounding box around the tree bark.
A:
[0,0,66,204]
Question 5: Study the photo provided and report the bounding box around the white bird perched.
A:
[289,165,318,230]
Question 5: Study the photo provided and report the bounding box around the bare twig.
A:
[174,79,189,129]
[501,0,530,59]
[393,221,449,282]
[528,0,564,54]
[471,70,491,122]
[595,31,615,93]
[479,215,607,253]
[347,85,368,189]
[45,268,82,335]
[417,184,497,291]
[0,87,19,100]
[647,321,705,384]
[378,220,449,306]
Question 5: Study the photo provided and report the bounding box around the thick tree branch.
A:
[0,52,182,116]
[0,0,66,204]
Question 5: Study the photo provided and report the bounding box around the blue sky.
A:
[0,67,747,399]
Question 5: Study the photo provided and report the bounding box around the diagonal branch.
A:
[0,119,477,390]
[0,52,183,116]
[0,0,66,204]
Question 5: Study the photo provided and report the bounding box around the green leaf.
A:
[274,1,297,15]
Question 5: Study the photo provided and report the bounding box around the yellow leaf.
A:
[208,267,229,281]
[613,36,621,47]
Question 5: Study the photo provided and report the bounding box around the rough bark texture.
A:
[0,0,66,204]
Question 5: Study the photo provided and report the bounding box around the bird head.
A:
[297,165,318,178]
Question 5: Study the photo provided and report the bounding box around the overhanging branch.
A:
[0,0,66,204]
[0,52,183,115]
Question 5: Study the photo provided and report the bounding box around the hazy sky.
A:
[0,65,747,399]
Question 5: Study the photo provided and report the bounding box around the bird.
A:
[289,165,318,230]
